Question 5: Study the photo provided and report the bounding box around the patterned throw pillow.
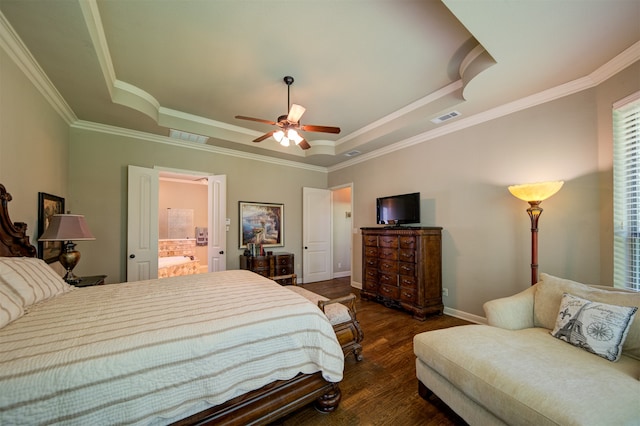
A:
[551,293,638,362]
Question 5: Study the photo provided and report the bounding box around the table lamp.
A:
[39,214,95,283]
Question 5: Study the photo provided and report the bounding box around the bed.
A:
[0,184,344,425]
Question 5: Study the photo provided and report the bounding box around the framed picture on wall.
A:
[38,192,65,263]
[239,201,284,249]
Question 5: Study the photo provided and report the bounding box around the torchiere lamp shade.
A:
[508,181,564,202]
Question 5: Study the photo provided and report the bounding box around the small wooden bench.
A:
[272,274,364,362]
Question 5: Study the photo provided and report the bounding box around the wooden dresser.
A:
[240,252,295,285]
[361,227,443,320]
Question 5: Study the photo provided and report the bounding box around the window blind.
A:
[613,91,640,291]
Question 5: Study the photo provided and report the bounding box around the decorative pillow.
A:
[0,257,74,308]
[551,293,638,361]
[535,273,640,360]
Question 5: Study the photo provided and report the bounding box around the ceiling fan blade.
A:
[253,130,276,143]
[299,124,341,134]
[298,139,311,150]
[287,104,306,123]
[235,115,277,125]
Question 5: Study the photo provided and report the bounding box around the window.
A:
[613,92,640,291]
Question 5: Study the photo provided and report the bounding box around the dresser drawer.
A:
[399,274,417,288]
[378,248,398,260]
[364,246,378,257]
[378,260,398,274]
[364,256,378,268]
[400,287,417,303]
[363,279,379,293]
[398,262,415,276]
[274,254,293,266]
[379,272,396,286]
[251,257,270,268]
[378,236,398,248]
[380,283,400,299]
[398,249,415,263]
[399,236,416,249]
[364,267,377,281]
[364,235,378,246]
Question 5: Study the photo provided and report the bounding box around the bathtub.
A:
[158,256,200,278]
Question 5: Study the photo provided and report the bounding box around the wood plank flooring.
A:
[271,277,470,426]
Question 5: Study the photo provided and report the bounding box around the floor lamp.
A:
[508,181,564,285]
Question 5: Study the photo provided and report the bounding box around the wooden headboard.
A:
[0,184,38,258]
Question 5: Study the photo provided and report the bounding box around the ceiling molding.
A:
[78,0,115,98]
[70,120,328,173]
[2,5,637,174]
[329,43,640,173]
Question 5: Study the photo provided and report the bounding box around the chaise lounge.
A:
[414,273,640,425]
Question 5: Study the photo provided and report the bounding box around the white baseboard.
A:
[333,271,351,279]
[443,307,486,324]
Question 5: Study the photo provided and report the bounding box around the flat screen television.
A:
[376,192,420,226]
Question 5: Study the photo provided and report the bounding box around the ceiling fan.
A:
[235,76,341,150]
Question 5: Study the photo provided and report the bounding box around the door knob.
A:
[129,254,135,259]
[219,250,224,254]
[304,246,308,249]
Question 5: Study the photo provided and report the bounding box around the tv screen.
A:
[376,192,420,225]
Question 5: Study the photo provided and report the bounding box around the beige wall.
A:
[0,48,69,253]
[67,128,327,283]
[2,28,638,318]
[329,62,640,317]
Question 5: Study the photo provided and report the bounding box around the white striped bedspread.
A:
[0,270,344,425]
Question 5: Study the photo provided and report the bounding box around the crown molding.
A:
[70,120,328,173]
[2,6,637,174]
[329,41,640,173]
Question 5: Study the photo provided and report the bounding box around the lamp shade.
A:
[508,181,564,202]
[38,214,95,241]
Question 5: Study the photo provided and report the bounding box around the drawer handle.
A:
[402,292,413,299]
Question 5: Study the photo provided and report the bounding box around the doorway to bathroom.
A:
[127,165,226,282]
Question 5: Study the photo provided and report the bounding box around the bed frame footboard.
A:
[171,372,340,425]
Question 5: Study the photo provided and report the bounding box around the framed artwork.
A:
[239,201,284,248]
[38,192,65,263]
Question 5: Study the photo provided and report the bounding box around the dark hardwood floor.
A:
[272,277,470,426]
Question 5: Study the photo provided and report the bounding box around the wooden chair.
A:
[271,274,364,362]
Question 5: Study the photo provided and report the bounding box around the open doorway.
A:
[158,174,209,278]
[127,166,226,282]
[332,185,352,279]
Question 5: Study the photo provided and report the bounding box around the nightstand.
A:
[72,275,107,287]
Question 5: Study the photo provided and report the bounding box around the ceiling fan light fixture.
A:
[273,130,285,142]
[287,129,303,144]
[280,137,291,147]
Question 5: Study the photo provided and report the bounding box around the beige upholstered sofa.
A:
[414,273,640,426]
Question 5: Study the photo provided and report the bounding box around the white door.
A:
[127,165,159,281]
[303,187,332,283]
[208,175,226,272]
